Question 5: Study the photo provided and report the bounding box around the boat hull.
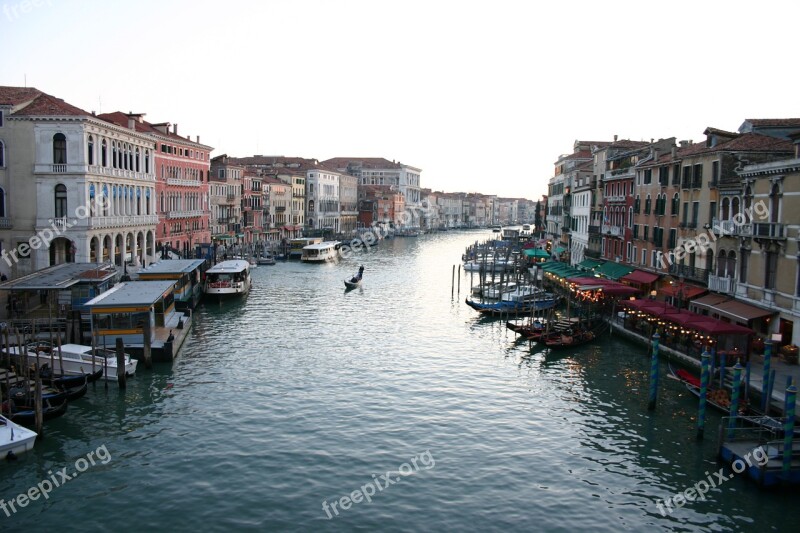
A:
[0,415,37,457]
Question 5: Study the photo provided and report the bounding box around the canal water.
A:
[1,231,797,532]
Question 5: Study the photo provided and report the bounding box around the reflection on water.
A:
[1,231,798,532]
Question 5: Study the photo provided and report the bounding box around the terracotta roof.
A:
[743,118,800,128]
[0,86,42,106]
[9,90,90,117]
[232,155,337,172]
[97,111,211,148]
[611,139,649,149]
[323,157,403,170]
[562,150,592,160]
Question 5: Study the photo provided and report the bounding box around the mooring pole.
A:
[727,361,743,439]
[116,337,126,389]
[648,333,660,411]
[783,382,797,480]
[697,350,711,440]
[451,265,455,299]
[762,340,772,413]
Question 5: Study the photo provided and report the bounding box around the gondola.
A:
[542,320,607,349]
[465,296,558,317]
[344,279,362,290]
[1,398,68,427]
[668,364,745,414]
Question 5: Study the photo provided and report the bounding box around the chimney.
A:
[128,114,136,130]
[613,135,618,142]
[196,135,200,143]
[671,146,677,158]
[654,149,660,161]
[173,124,178,135]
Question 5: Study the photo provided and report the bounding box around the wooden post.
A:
[56,333,65,378]
[34,362,43,437]
[3,326,10,397]
[115,337,126,389]
[457,265,461,294]
[451,265,455,298]
[142,318,152,370]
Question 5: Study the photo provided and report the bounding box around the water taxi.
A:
[301,242,340,263]
[289,237,323,259]
[204,260,252,296]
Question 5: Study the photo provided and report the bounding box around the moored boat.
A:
[7,343,138,382]
[0,414,37,458]
[301,242,340,263]
[465,295,558,316]
[204,260,252,296]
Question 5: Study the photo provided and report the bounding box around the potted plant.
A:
[751,336,765,355]
[780,344,799,364]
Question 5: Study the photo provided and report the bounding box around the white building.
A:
[307,168,340,233]
[0,87,157,278]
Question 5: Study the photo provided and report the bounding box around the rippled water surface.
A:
[2,231,798,532]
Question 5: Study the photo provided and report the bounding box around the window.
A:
[691,202,699,227]
[87,136,94,165]
[765,251,778,290]
[0,140,4,167]
[668,228,677,248]
[682,166,691,188]
[652,250,659,268]
[0,110,3,127]
[55,184,67,218]
[53,133,67,164]
[672,163,681,186]
[0,187,5,217]
[633,246,637,264]
[659,166,669,186]
[634,195,640,214]
[671,193,679,216]
[641,248,647,265]
[626,242,632,261]
[628,207,633,228]
[740,248,749,284]
[693,164,703,188]
[644,225,649,241]
[644,169,652,185]
[711,161,719,186]
[709,202,717,225]
[644,194,651,215]
[135,148,140,172]
[145,150,150,174]
[101,139,107,166]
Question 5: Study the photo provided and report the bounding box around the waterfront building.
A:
[306,166,340,234]
[436,192,463,228]
[323,158,422,229]
[569,163,594,265]
[241,170,264,246]
[420,189,442,230]
[0,86,158,279]
[137,258,208,311]
[339,173,358,236]
[262,176,289,241]
[357,185,405,231]
[209,155,243,246]
[98,113,212,259]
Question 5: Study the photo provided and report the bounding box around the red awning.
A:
[691,294,773,323]
[620,270,659,284]
[658,284,707,300]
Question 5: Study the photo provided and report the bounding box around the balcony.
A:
[606,195,626,203]
[708,275,735,295]
[711,218,752,237]
[166,178,203,187]
[86,165,154,181]
[588,225,600,235]
[167,210,205,219]
[606,168,634,179]
[753,222,785,239]
[0,217,12,229]
[670,264,709,284]
[602,224,623,237]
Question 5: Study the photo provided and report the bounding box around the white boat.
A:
[8,343,138,382]
[501,285,554,303]
[301,242,340,263]
[257,253,276,265]
[484,282,517,300]
[0,414,37,458]
[204,260,252,296]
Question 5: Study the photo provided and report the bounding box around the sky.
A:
[2,0,799,200]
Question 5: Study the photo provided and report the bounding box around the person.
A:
[357,265,364,280]
[167,330,175,343]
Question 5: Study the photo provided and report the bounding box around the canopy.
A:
[553,247,567,255]
[596,262,634,280]
[623,299,754,336]
[691,294,773,323]
[523,248,550,258]
[577,258,604,271]
[620,270,659,285]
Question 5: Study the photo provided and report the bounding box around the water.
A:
[1,231,798,532]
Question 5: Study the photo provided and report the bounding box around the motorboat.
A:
[301,242,340,263]
[7,343,138,382]
[204,260,252,296]
[257,253,276,265]
[0,414,37,458]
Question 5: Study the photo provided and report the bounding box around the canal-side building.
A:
[0,86,158,279]
[339,173,358,236]
[306,166,340,234]
[436,192,463,229]
[357,185,405,230]
[98,112,212,259]
[262,175,289,242]
[323,157,423,229]
[209,155,243,245]
[241,170,264,246]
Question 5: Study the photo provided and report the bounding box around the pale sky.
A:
[2,0,798,200]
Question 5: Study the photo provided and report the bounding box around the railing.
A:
[167,210,205,219]
[167,178,203,187]
[606,195,626,202]
[708,275,735,294]
[51,217,68,229]
[87,165,155,181]
[0,217,12,229]
[88,214,159,229]
[52,164,67,173]
[588,225,600,235]
[670,264,709,284]
[710,218,752,237]
[753,222,785,239]
[602,224,623,237]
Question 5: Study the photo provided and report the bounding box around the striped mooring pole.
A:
[648,333,660,411]
[697,350,711,440]
[727,361,743,439]
[762,340,773,413]
[783,382,797,481]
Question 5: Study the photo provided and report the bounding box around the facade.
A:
[262,176,289,241]
[241,170,264,245]
[357,185,404,229]
[307,167,340,233]
[339,173,358,235]
[98,113,212,259]
[0,87,158,279]
[323,158,422,228]
[436,193,463,228]
[209,155,243,243]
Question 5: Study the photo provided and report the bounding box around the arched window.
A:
[671,193,679,215]
[770,183,780,223]
[55,184,67,218]
[644,194,651,214]
[87,135,94,165]
[135,147,140,172]
[721,197,729,220]
[128,145,133,170]
[144,149,150,174]
[717,250,727,276]
[112,142,118,168]
[101,139,107,166]
[0,140,5,167]
[731,197,740,219]
[743,186,752,222]
[53,133,67,164]
[727,252,737,279]
[0,187,5,217]
[634,195,640,214]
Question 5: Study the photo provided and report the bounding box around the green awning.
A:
[523,249,550,258]
[578,258,603,271]
[596,261,634,280]
[554,247,567,254]
[212,234,233,240]
[236,233,245,238]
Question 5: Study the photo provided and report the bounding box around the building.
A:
[323,158,422,229]
[0,87,157,279]
[436,193,463,229]
[98,113,212,259]
[209,155,243,245]
[357,185,405,230]
[339,173,358,235]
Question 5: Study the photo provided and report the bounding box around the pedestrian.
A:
[167,330,175,342]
